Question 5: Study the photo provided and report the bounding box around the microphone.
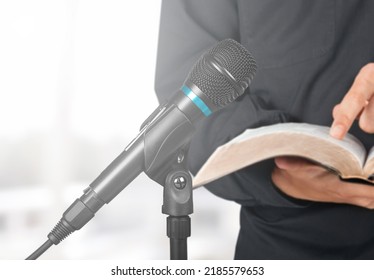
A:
[26,39,257,259]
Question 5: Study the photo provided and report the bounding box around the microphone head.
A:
[185,39,257,109]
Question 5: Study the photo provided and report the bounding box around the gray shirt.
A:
[155,0,374,259]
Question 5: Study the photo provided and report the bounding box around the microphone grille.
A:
[186,39,257,108]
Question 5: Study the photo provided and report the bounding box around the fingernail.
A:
[330,124,345,139]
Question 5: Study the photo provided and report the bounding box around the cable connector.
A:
[48,199,94,244]
[26,188,105,259]
[48,187,105,245]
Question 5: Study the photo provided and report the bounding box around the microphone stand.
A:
[161,160,193,260]
[145,146,193,260]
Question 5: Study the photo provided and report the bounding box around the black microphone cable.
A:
[26,240,53,260]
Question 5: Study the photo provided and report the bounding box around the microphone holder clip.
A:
[147,147,193,260]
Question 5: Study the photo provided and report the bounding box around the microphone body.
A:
[90,80,216,204]
[44,39,257,247]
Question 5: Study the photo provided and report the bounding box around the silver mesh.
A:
[186,39,257,108]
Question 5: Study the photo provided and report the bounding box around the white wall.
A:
[0,0,239,260]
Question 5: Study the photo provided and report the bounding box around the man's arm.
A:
[155,0,302,207]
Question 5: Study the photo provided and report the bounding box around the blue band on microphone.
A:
[181,85,212,116]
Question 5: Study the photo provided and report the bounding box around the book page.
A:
[366,146,374,163]
[193,123,367,187]
[230,123,366,166]
[363,146,374,179]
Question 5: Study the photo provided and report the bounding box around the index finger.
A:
[330,64,374,139]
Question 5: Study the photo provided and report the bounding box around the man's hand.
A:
[330,63,374,139]
[272,156,374,209]
[272,64,374,207]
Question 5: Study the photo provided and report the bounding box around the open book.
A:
[193,123,374,187]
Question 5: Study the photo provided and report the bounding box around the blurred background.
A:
[0,0,239,259]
